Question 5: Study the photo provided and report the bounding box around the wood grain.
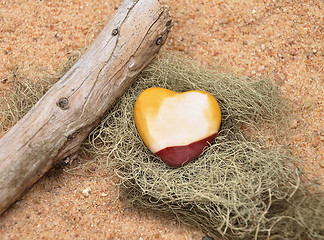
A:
[0,0,171,215]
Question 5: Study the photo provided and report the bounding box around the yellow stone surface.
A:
[134,87,221,153]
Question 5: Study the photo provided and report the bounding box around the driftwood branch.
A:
[0,0,171,215]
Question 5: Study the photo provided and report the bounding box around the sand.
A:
[0,0,323,239]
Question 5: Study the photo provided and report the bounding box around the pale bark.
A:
[0,0,171,215]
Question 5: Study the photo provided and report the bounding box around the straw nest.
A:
[85,56,323,239]
[1,56,323,239]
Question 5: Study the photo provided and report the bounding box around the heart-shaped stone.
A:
[134,87,221,167]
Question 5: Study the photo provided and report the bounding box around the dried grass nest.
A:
[1,56,323,239]
[86,57,324,239]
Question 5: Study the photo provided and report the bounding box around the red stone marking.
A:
[155,133,218,167]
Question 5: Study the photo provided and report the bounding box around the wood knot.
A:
[155,37,163,45]
[57,97,69,110]
[112,28,119,36]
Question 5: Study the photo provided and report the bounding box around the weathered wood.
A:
[0,0,171,215]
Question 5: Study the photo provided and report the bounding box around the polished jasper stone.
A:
[134,87,221,167]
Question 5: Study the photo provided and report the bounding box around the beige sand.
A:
[0,0,323,239]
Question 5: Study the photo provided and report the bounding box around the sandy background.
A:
[0,0,323,239]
